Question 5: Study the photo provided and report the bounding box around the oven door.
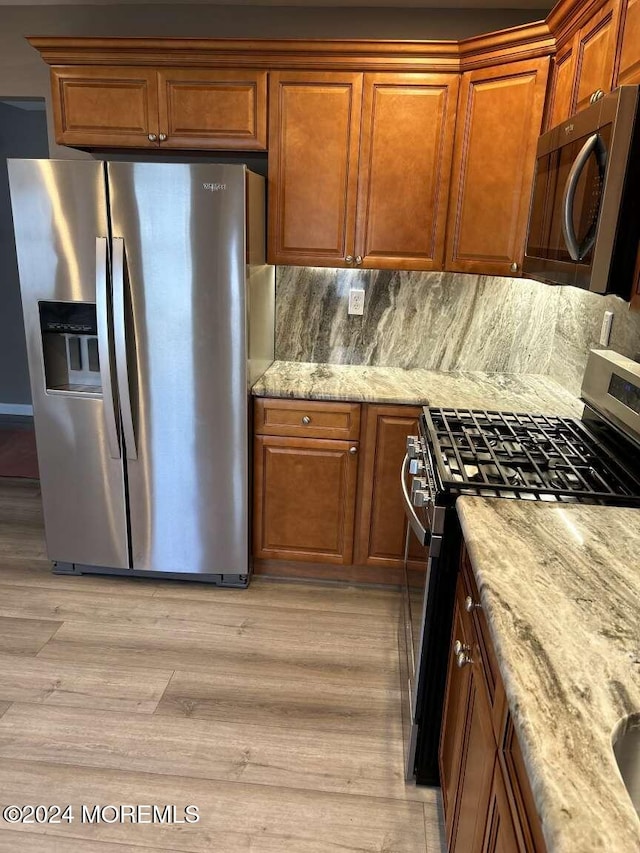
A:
[400,446,444,780]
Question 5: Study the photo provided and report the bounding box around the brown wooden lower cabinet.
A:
[253,434,358,564]
[252,397,426,580]
[440,547,546,853]
[483,759,521,853]
[354,403,425,568]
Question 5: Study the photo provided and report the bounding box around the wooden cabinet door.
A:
[545,40,577,129]
[354,73,459,270]
[501,720,547,852]
[451,643,496,852]
[574,0,618,112]
[440,582,473,847]
[615,0,640,85]
[50,66,159,148]
[482,760,521,853]
[268,71,363,267]
[354,404,425,569]
[253,435,358,564]
[156,68,267,150]
[445,58,550,277]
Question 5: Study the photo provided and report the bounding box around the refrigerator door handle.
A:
[112,237,138,460]
[96,237,121,460]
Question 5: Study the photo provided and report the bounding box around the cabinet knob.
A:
[456,650,473,669]
[510,262,519,273]
[148,133,157,142]
[355,255,363,266]
[465,595,481,613]
[454,639,470,655]
[345,255,354,264]
[349,446,358,455]
[301,416,311,425]
[159,133,167,142]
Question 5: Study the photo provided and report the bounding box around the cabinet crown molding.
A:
[547,0,613,45]
[27,26,554,74]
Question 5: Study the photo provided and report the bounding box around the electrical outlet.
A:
[599,311,614,346]
[348,287,365,316]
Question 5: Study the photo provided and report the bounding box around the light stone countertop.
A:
[457,498,640,853]
[252,361,584,417]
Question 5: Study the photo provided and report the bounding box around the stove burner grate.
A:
[423,407,640,501]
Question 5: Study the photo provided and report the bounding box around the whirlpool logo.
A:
[202,182,227,192]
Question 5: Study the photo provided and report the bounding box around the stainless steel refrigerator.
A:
[8,160,274,586]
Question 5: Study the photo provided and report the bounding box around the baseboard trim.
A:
[0,403,33,416]
[253,558,424,586]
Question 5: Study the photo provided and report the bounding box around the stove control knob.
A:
[411,477,427,497]
[413,490,431,508]
[406,436,420,459]
[409,458,424,475]
[465,595,481,613]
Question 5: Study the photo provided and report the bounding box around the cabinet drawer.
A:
[254,398,361,440]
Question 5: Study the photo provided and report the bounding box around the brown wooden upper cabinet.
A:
[445,58,550,277]
[268,71,362,267]
[268,70,459,269]
[51,66,160,148]
[50,66,267,150]
[615,0,640,85]
[545,0,637,129]
[545,40,577,128]
[573,0,618,112]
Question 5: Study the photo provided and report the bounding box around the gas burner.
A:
[465,463,521,486]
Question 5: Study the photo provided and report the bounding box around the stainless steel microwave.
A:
[523,85,640,296]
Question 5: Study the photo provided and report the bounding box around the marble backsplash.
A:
[549,286,640,395]
[275,266,640,396]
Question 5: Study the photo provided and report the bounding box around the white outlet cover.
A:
[600,311,614,346]
[348,288,365,316]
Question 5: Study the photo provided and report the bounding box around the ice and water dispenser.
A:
[39,301,102,394]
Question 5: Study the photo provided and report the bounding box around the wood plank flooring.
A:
[0,478,445,852]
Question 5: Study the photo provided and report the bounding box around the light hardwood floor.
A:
[0,478,445,852]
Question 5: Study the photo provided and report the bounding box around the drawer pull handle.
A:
[454,639,470,655]
[301,416,311,425]
[349,446,357,455]
[465,595,481,613]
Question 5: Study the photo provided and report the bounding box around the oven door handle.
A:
[562,132,607,262]
[401,453,431,547]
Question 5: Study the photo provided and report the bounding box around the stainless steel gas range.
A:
[400,349,640,785]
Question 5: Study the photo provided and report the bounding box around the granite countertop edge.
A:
[251,361,584,416]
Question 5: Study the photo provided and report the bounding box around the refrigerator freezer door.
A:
[7,159,129,569]
[107,162,250,576]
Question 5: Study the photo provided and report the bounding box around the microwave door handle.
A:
[401,453,431,547]
[112,237,138,460]
[562,132,601,262]
[96,237,121,460]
